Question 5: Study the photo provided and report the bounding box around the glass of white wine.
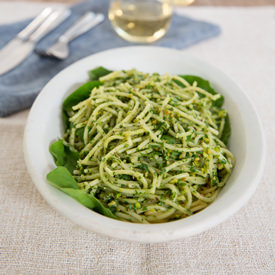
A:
[109,0,195,43]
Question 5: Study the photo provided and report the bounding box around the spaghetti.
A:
[63,69,235,223]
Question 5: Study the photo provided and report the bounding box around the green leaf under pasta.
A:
[63,81,102,112]
[178,75,224,108]
[47,167,117,219]
[178,75,230,144]
[89,66,113,81]
[49,139,79,173]
[220,114,231,146]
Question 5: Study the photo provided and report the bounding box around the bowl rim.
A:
[23,46,266,243]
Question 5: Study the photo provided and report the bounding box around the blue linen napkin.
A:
[0,0,221,117]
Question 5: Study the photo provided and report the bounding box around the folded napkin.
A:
[0,0,221,117]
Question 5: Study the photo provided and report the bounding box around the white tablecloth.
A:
[0,2,274,274]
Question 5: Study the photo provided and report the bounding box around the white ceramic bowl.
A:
[24,46,265,243]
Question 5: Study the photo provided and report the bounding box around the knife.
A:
[0,8,71,76]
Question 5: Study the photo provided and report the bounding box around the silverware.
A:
[0,8,54,75]
[18,7,54,41]
[0,8,71,75]
[42,12,104,60]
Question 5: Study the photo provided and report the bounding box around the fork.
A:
[41,12,105,60]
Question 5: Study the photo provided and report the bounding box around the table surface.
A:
[0,2,274,274]
[1,0,275,5]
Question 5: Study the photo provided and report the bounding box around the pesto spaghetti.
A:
[49,68,235,223]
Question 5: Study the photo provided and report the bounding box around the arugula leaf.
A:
[220,114,231,146]
[49,140,79,173]
[178,75,224,108]
[62,81,102,130]
[62,67,111,128]
[177,75,231,144]
[63,67,112,114]
[47,166,78,189]
[47,167,117,219]
[63,81,102,112]
[89,66,112,81]
[62,110,70,131]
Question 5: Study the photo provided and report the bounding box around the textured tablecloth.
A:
[0,2,274,274]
